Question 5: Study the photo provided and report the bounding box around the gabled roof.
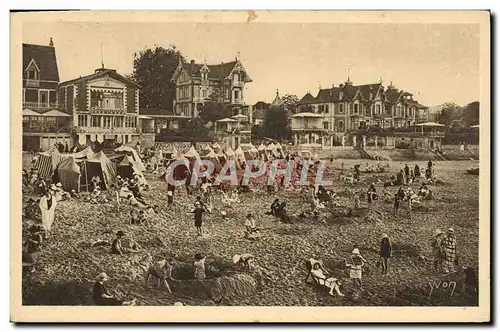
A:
[384,87,403,104]
[357,83,383,101]
[59,69,139,88]
[172,59,252,82]
[22,43,59,82]
[298,92,316,105]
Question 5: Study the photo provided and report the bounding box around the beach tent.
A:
[115,145,145,171]
[234,146,247,164]
[244,145,258,160]
[212,143,222,153]
[56,157,81,192]
[71,146,95,160]
[83,151,117,190]
[202,149,222,173]
[225,147,235,158]
[216,151,227,166]
[266,143,276,151]
[117,155,142,179]
[183,145,201,160]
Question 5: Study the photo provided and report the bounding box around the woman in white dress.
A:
[39,191,57,233]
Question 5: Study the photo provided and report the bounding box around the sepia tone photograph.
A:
[10,10,490,322]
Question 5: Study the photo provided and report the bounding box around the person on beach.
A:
[309,261,345,297]
[193,253,206,279]
[430,229,445,272]
[111,231,125,255]
[379,234,392,274]
[189,201,205,237]
[39,190,57,234]
[92,272,136,306]
[145,260,173,293]
[367,183,377,208]
[345,248,367,291]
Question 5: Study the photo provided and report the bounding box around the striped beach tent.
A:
[35,145,59,179]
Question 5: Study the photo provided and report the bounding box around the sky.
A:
[23,21,480,107]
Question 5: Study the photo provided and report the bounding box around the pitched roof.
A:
[357,83,382,101]
[59,69,139,88]
[384,87,402,104]
[207,61,237,80]
[23,43,59,82]
[298,92,317,104]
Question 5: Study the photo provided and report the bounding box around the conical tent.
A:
[225,147,235,157]
[234,146,247,164]
[84,151,117,190]
[212,143,222,153]
[216,151,227,166]
[258,143,266,151]
[266,143,276,150]
[115,145,145,171]
[117,155,142,179]
[275,142,283,150]
[202,150,222,173]
[183,145,201,159]
[57,157,81,192]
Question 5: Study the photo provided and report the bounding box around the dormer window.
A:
[201,72,208,81]
[27,68,38,80]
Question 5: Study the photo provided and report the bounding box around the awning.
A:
[415,122,445,127]
[43,110,71,117]
[292,112,323,118]
[22,108,41,116]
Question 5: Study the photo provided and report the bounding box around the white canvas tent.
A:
[234,146,246,164]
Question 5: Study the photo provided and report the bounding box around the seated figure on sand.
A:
[306,258,344,297]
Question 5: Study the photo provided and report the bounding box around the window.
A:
[337,120,345,131]
[323,122,329,130]
[354,104,359,114]
[318,105,324,113]
[115,117,123,128]
[91,115,101,127]
[78,114,88,127]
[233,73,239,83]
[339,103,344,114]
[376,104,381,115]
[202,90,207,98]
[103,116,113,128]
[234,90,240,100]
[325,104,329,113]
[27,69,38,80]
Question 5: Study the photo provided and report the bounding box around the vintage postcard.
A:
[10,10,490,322]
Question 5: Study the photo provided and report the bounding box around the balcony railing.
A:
[25,79,40,87]
[394,131,445,138]
[140,127,155,134]
[23,102,62,110]
[23,125,70,133]
[73,126,138,134]
[89,107,126,115]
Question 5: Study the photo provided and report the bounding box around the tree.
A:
[261,106,292,141]
[281,94,299,114]
[462,101,479,127]
[199,89,232,124]
[130,45,184,109]
[436,102,464,127]
[178,117,210,140]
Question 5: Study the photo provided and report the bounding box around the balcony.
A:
[23,102,62,110]
[139,127,155,134]
[73,126,139,134]
[292,125,327,132]
[25,79,40,87]
[394,131,445,138]
[23,124,70,134]
[89,107,126,115]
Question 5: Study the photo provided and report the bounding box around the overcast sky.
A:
[23,21,479,107]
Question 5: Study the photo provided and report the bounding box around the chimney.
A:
[49,37,54,47]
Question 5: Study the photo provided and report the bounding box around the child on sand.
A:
[345,248,368,291]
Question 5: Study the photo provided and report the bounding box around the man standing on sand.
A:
[404,164,410,184]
